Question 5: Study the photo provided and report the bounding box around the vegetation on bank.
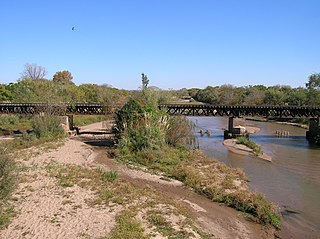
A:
[236,136,264,155]
[0,147,17,229]
[114,95,280,229]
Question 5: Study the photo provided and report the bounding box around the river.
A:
[189,116,320,239]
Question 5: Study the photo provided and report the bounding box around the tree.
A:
[0,84,13,102]
[306,73,320,106]
[306,73,320,90]
[21,63,47,80]
[53,70,73,83]
[141,73,149,90]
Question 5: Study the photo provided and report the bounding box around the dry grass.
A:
[45,163,208,238]
[118,147,280,229]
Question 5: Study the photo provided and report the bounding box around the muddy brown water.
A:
[189,117,320,239]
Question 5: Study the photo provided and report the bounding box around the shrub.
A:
[32,115,64,138]
[166,116,197,147]
[114,99,144,136]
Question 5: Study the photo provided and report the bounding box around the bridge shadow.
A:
[75,130,115,148]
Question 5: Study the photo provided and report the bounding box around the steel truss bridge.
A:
[0,103,107,115]
[159,104,320,118]
[1,103,320,118]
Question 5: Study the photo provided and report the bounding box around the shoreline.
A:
[223,138,272,162]
[245,117,308,129]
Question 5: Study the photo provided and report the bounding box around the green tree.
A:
[306,73,320,106]
[10,79,54,102]
[306,73,320,90]
[78,84,100,102]
[243,86,266,105]
[141,73,149,90]
[0,84,13,102]
[264,87,288,105]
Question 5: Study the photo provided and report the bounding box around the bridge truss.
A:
[159,104,320,118]
[1,103,320,118]
[0,103,106,115]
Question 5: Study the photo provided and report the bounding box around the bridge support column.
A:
[306,118,320,144]
[59,115,77,135]
[228,117,234,133]
[224,117,234,139]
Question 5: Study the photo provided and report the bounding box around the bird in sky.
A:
[72,26,75,31]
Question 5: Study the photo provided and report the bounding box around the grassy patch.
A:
[0,115,32,133]
[0,147,18,229]
[97,168,118,182]
[46,163,139,205]
[117,147,280,229]
[236,136,263,155]
[107,209,148,239]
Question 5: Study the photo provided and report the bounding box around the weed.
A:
[107,209,148,239]
[97,168,118,182]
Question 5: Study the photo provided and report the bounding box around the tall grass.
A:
[115,99,196,154]
[0,147,17,228]
[32,115,64,138]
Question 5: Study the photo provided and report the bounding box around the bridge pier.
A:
[224,117,248,139]
[224,117,235,139]
[306,118,320,144]
[59,115,78,135]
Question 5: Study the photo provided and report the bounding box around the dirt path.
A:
[0,122,275,238]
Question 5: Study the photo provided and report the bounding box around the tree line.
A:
[0,64,129,112]
[187,73,320,106]
[1,63,320,107]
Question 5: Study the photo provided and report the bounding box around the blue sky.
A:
[1,0,320,90]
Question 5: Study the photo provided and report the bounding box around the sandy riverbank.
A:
[0,122,275,238]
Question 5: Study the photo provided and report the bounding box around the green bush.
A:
[115,99,196,154]
[32,115,64,138]
[114,99,144,136]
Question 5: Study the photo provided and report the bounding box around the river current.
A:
[189,117,320,239]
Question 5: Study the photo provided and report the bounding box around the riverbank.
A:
[0,122,278,238]
[245,116,308,129]
[192,116,320,238]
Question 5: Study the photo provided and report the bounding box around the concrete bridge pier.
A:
[59,115,78,135]
[224,117,248,139]
[306,118,320,144]
[224,117,235,139]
